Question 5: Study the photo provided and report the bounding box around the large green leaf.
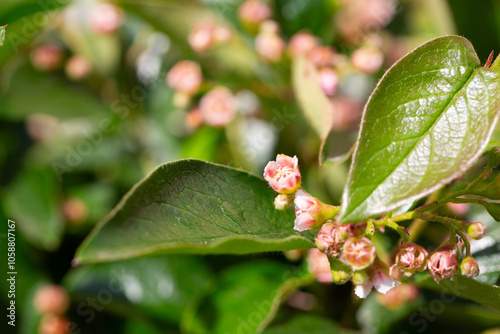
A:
[74,160,315,264]
[340,36,500,222]
[416,274,500,312]
[182,261,312,334]
[63,256,214,324]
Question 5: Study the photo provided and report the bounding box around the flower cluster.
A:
[264,154,484,299]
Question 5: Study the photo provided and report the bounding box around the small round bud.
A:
[89,3,122,34]
[264,154,301,195]
[343,237,376,270]
[65,55,91,80]
[288,31,318,58]
[308,46,335,68]
[259,20,280,34]
[460,256,480,278]
[188,22,215,52]
[395,243,428,276]
[238,0,272,25]
[352,270,369,285]
[315,223,355,256]
[199,87,237,127]
[38,314,69,334]
[447,202,470,217]
[63,198,88,224]
[329,256,352,285]
[317,67,339,96]
[166,60,203,95]
[351,47,384,74]
[185,108,203,131]
[26,113,59,142]
[214,26,232,44]
[274,194,292,211]
[377,284,419,309]
[467,222,486,240]
[33,284,70,315]
[427,242,459,283]
[307,248,333,284]
[255,32,285,62]
[31,45,63,72]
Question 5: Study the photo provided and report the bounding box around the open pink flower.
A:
[395,243,428,276]
[343,237,376,270]
[264,154,301,194]
[315,223,356,256]
[166,60,203,95]
[427,242,459,283]
[199,87,236,127]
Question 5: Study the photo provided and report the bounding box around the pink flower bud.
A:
[351,47,384,74]
[467,222,486,240]
[294,190,337,232]
[274,194,293,211]
[260,20,280,34]
[317,68,339,96]
[63,198,88,224]
[89,3,122,34]
[199,87,237,127]
[188,22,215,52]
[307,248,333,284]
[238,0,272,25]
[288,31,318,58]
[264,154,301,195]
[377,284,419,309]
[31,45,63,72]
[65,55,91,80]
[427,242,460,283]
[308,46,335,68]
[315,223,355,256]
[343,237,376,270]
[447,202,470,216]
[33,285,70,315]
[460,256,480,278]
[38,314,69,334]
[166,60,203,95]
[185,108,204,131]
[214,26,232,44]
[395,243,428,276]
[255,32,285,62]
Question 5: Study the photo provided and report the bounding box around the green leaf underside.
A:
[416,275,500,312]
[75,160,315,264]
[340,36,500,222]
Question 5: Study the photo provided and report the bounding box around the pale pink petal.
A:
[373,272,398,294]
[263,161,279,179]
[354,281,373,299]
[294,213,315,231]
[294,190,315,211]
[276,154,295,168]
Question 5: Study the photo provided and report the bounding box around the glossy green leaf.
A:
[340,36,500,222]
[75,160,315,264]
[468,172,500,200]
[416,274,500,312]
[292,56,334,140]
[64,256,213,324]
[182,261,312,334]
[2,167,63,250]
